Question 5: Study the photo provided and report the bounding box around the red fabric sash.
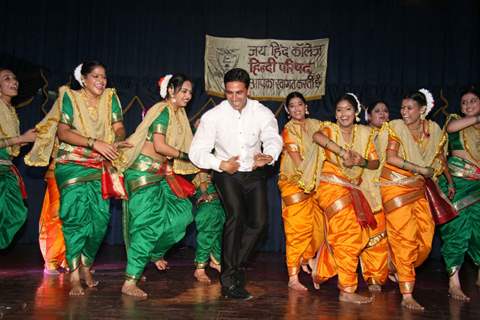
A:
[10,165,27,199]
[424,178,458,225]
[57,146,128,199]
[101,161,128,200]
[349,187,377,229]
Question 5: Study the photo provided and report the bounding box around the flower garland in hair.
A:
[74,64,84,87]
[346,92,362,122]
[158,74,173,99]
[283,103,290,117]
[363,105,370,123]
[418,88,434,116]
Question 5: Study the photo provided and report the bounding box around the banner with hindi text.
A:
[204,35,329,101]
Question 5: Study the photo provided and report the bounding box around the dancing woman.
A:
[358,101,390,291]
[26,61,129,295]
[191,169,225,283]
[278,91,324,291]
[116,74,198,297]
[306,93,379,303]
[438,87,480,301]
[0,68,36,249]
[379,89,450,310]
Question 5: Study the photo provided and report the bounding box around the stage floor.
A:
[1,245,479,319]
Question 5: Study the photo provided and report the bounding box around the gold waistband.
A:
[379,166,424,187]
[129,155,166,173]
[383,189,425,213]
[282,192,311,206]
[59,172,102,190]
[324,194,351,219]
[127,174,164,193]
[448,158,480,180]
[0,159,13,166]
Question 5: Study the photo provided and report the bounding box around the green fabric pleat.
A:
[124,161,193,279]
[55,162,110,270]
[194,184,225,264]
[438,157,480,274]
[0,165,27,249]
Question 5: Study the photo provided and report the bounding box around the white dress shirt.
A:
[189,99,283,172]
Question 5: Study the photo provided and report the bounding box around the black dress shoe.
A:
[234,268,246,287]
[221,285,253,300]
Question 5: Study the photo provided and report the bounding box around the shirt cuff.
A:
[211,157,223,172]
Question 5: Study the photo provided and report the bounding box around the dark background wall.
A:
[1,0,478,253]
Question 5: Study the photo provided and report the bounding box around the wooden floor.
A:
[1,245,479,319]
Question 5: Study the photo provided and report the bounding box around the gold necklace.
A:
[81,89,99,120]
[340,125,356,149]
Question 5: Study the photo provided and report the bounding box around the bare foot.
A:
[194,269,212,283]
[44,267,60,275]
[339,292,373,304]
[368,284,382,292]
[81,266,98,288]
[122,280,148,298]
[301,264,311,274]
[209,261,221,273]
[69,280,85,296]
[155,259,169,271]
[313,282,320,290]
[69,269,85,296]
[401,295,424,311]
[288,276,308,291]
[388,273,398,283]
[449,285,470,302]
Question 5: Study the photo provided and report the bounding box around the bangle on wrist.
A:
[447,183,455,188]
[87,137,96,149]
[412,165,421,174]
[360,158,368,168]
[177,150,189,161]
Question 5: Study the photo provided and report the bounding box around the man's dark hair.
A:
[224,68,250,88]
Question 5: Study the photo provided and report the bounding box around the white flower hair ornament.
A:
[74,64,84,87]
[363,105,370,123]
[418,88,434,117]
[346,92,362,122]
[158,74,173,99]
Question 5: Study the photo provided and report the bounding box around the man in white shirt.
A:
[189,68,282,299]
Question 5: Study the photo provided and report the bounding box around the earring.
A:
[305,106,310,115]
[420,113,425,120]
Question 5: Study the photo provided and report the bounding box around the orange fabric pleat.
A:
[279,180,324,276]
[380,164,434,283]
[39,177,67,270]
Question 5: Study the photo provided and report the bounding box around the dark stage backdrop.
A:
[1,0,478,255]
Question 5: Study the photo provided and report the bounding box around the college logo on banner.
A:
[204,35,329,101]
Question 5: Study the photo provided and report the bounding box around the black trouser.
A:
[213,169,268,289]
